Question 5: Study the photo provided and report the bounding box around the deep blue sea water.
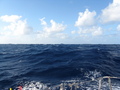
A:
[0,44,120,90]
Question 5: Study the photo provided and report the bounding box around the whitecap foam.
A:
[22,82,48,90]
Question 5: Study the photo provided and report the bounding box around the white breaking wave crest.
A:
[22,82,48,90]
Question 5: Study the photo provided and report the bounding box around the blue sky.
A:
[0,0,119,44]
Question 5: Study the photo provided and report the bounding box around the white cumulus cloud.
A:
[45,20,66,33]
[75,9,96,27]
[40,18,66,33]
[39,18,67,38]
[74,9,103,37]
[1,15,33,36]
[0,15,22,23]
[101,0,120,23]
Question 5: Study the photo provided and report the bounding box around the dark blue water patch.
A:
[0,44,120,89]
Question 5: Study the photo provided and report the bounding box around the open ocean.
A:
[0,44,120,90]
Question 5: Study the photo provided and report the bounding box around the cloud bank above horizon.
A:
[0,0,120,44]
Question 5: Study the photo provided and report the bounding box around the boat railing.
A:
[50,76,120,90]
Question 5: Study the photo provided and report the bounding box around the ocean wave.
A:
[0,44,120,89]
